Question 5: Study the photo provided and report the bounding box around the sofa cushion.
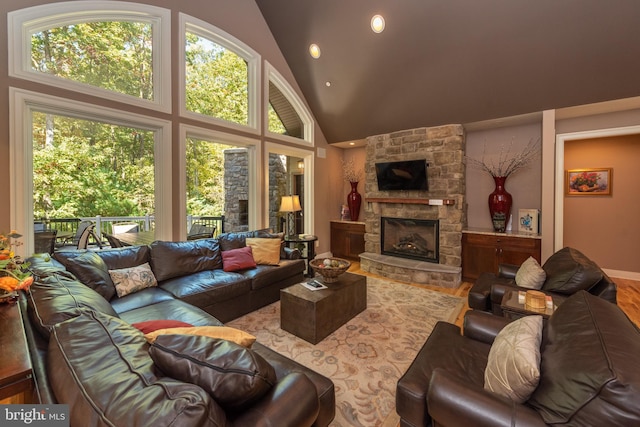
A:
[246,237,281,265]
[48,311,226,426]
[240,260,305,291]
[221,246,257,272]
[515,257,546,290]
[27,274,118,339]
[149,334,276,411]
[541,247,603,294]
[144,326,256,348]
[62,251,117,300]
[158,269,251,308]
[109,262,158,297]
[218,228,281,251]
[528,291,640,425]
[132,319,193,334]
[97,245,152,270]
[117,298,224,327]
[150,240,222,281]
[484,315,543,403]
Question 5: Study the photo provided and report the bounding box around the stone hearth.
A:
[360,124,465,288]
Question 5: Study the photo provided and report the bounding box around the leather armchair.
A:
[468,247,617,315]
[396,291,640,427]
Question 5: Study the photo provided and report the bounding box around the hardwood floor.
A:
[347,262,640,328]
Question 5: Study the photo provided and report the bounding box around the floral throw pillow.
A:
[108,262,158,298]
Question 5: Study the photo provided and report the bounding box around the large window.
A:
[9,3,314,254]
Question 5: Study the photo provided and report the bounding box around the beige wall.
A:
[0,0,340,254]
[563,134,640,272]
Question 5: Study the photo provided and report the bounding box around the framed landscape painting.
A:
[565,168,612,196]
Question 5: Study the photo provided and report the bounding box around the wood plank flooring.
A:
[347,262,640,328]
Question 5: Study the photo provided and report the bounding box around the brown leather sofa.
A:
[468,247,617,315]
[23,231,334,426]
[396,291,640,427]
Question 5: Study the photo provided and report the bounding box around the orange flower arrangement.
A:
[0,231,33,295]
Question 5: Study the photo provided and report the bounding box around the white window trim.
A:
[179,13,261,135]
[10,87,173,256]
[264,142,315,233]
[264,61,314,146]
[8,1,172,113]
[179,124,261,239]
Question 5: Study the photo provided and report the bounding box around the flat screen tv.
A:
[375,159,428,191]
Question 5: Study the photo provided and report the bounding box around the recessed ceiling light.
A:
[371,15,385,33]
[325,81,331,87]
[309,43,321,59]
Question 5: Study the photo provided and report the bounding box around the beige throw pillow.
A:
[515,257,546,289]
[484,315,543,403]
[108,262,157,297]
[245,237,281,265]
[144,326,256,348]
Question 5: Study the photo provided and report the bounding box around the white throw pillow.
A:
[515,257,546,289]
[484,315,543,403]
[109,262,158,297]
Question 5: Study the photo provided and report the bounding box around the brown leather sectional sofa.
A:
[396,291,640,426]
[23,230,335,426]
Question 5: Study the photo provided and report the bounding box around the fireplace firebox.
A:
[380,217,439,263]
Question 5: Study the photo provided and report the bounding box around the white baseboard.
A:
[603,268,640,281]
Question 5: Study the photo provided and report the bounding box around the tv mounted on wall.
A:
[375,159,429,191]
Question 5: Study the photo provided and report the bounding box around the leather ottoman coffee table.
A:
[280,272,367,344]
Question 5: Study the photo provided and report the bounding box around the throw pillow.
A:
[484,315,543,403]
[131,319,193,334]
[144,325,256,348]
[515,257,546,289]
[108,262,158,298]
[60,251,117,300]
[221,246,257,272]
[149,334,276,411]
[245,237,281,265]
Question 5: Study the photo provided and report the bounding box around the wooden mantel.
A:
[365,197,455,206]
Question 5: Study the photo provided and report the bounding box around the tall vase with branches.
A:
[342,159,363,221]
[466,138,540,232]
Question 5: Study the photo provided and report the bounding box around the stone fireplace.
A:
[381,217,439,263]
[359,124,465,288]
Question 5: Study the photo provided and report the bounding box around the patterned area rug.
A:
[226,276,465,427]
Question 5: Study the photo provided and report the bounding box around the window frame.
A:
[179,13,261,134]
[10,87,173,256]
[264,142,314,234]
[8,1,172,113]
[264,61,314,146]
[179,124,261,240]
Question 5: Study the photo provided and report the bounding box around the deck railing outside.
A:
[41,215,225,241]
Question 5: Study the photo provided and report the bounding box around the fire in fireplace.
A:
[380,217,439,263]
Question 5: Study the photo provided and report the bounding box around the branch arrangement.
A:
[466,138,541,178]
[342,159,363,183]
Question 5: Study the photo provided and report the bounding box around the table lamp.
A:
[279,195,302,239]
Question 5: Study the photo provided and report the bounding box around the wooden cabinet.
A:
[462,231,541,282]
[330,221,365,261]
[0,301,34,404]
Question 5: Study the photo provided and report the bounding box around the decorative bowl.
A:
[309,257,351,283]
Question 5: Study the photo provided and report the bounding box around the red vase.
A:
[347,181,362,221]
[488,176,512,232]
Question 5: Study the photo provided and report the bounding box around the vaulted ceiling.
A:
[255,1,640,143]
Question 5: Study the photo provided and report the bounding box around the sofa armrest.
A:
[462,310,510,344]
[498,263,519,278]
[283,246,301,260]
[427,369,546,427]
[232,372,319,427]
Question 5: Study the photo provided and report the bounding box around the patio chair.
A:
[187,223,215,240]
[77,223,102,250]
[34,230,57,254]
[104,233,124,248]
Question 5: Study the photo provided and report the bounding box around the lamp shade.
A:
[279,195,302,212]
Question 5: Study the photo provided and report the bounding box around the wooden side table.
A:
[280,272,367,344]
[500,290,566,320]
[284,234,317,277]
[0,301,34,403]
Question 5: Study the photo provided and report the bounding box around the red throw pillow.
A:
[132,320,193,334]
[221,246,257,272]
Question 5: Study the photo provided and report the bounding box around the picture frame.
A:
[518,209,540,234]
[565,168,612,196]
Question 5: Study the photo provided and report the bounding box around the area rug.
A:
[226,276,465,427]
